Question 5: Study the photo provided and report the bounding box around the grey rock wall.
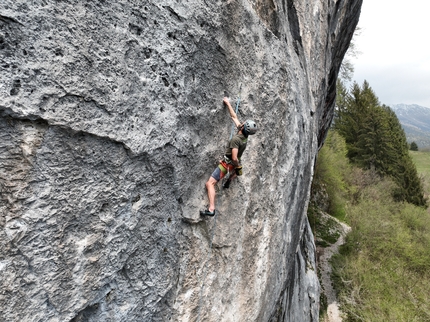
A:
[0,0,361,321]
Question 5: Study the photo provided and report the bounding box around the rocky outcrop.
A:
[0,1,361,321]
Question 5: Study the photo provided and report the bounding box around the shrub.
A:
[312,130,350,220]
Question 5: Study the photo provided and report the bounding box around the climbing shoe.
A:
[200,209,216,216]
[223,180,231,189]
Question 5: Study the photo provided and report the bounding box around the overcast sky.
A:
[349,0,430,108]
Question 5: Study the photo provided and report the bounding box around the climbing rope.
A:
[229,86,242,140]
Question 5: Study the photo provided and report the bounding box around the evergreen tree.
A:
[393,155,426,206]
[334,80,427,207]
[410,141,419,151]
[354,105,392,173]
[335,81,380,163]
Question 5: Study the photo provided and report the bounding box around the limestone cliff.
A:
[0,1,361,321]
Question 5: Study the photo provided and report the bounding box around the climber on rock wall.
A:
[200,97,257,216]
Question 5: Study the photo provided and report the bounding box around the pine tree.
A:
[335,80,380,163]
[354,106,392,173]
[410,141,418,151]
[333,80,427,207]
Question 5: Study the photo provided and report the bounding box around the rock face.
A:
[0,1,361,321]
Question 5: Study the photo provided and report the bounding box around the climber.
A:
[200,97,257,216]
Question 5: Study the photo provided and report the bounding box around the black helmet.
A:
[243,120,257,135]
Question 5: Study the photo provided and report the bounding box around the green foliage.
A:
[312,130,350,220]
[312,78,430,320]
[308,205,341,247]
[334,80,427,207]
[409,150,430,205]
[410,141,419,151]
[311,136,430,321]
[311,129,430,320]
[331,189,430,321]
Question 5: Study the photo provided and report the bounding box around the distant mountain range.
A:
[390,104,430,150]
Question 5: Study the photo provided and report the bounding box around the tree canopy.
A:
[334,80,427,207]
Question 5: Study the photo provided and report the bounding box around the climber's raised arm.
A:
[223,97,241,128]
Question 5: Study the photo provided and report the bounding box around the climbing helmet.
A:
[243,120,257,135]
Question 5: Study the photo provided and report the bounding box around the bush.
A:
[311,130,350,220]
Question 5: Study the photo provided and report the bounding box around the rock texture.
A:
[0,1,361,321]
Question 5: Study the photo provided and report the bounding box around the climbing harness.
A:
[219,158,234,175]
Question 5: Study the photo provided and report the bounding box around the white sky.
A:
[350,0,430,108]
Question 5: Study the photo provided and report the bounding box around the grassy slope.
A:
[410,150,430,176]
[410,150,430,206]
[318,132,430,321]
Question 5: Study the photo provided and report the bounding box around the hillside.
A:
[410,150,430,176]
[313,131,430,321]
[391,103,430,149]
[410,150,430,200]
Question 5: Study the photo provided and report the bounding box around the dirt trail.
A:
[318,218,351,322]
